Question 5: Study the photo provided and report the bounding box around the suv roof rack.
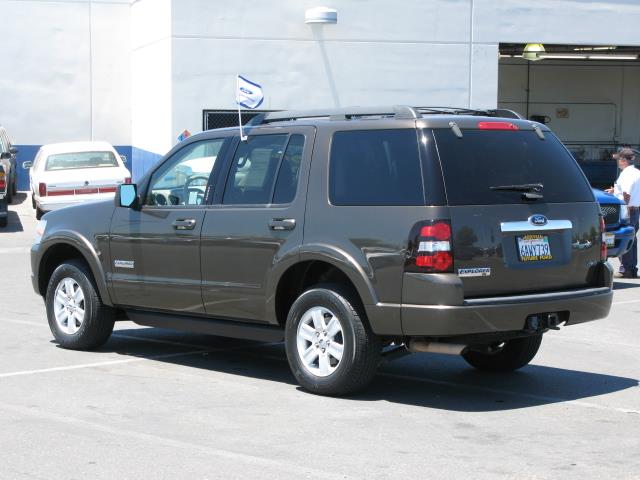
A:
[246,106,419,126]
[246,105,524,126]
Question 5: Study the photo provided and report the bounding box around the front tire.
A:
[46,259,115,350]
[463,334,543,372]
[36,207,44,220]
[285,284,381,396]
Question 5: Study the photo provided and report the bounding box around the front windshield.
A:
[45,151,118,171]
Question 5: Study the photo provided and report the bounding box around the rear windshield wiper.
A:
[489,183,544,200]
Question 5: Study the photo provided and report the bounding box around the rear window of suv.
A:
[432,129,594,205]
[329,129,424,206]
[45,151,118,171]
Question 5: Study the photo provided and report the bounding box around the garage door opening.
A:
[498,43,640,189]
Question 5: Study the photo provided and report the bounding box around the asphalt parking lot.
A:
[1,193,639,480]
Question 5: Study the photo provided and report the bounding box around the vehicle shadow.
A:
[92,327,638,413]
[10,192,28,204]
[1,210,24,232]
[613,280,640,290]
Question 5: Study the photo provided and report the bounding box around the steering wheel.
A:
[183,175,210,205]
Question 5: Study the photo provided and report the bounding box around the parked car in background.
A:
[0,125,18,204]
[593,188,635,258]
[0,165,8,227]
[24,141,130,219]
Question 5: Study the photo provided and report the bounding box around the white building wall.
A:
[0,0,130,147]
[166,0,640,154]
[475,0,640,46]
[91,1,131,146]
[169,0,487,142]
[131,0,172,160]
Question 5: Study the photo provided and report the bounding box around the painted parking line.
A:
[544,334,640,350]
[0,348,214,379]
[0,402,343,480]
[612,299,640,305]
[2,318,273,351]
[0,247,31,254]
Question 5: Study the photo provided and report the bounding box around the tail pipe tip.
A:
[408,339,468,356]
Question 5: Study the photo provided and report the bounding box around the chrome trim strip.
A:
[377,286,610,309]
[464,287,610,306]
[500,219,572,233]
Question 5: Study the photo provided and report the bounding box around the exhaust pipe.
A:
[408,339,467,356]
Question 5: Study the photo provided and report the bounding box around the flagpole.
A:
[236,74,246,141]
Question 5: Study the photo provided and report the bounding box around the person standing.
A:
[606,148,640,278]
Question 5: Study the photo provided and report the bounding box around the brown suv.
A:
[30,106,613,395]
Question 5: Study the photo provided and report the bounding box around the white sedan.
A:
[25,141,131,219]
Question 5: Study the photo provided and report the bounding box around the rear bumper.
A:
[366,263,613,337]
[401,285,612,336]
[606,224,635,257]
[36,193,115,212]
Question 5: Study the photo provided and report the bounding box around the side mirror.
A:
[116,183,140,209]
[120,155,127,164]
[9,146,18,155]
[22,161,33,169]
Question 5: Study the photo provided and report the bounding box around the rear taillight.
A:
[407,220,454,273]
[0,171,6,191]
[600,215,607,261]
[124,177,132,184]
[39,182,47,197]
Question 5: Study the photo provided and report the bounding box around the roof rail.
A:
[244,105,525,127]
[247,106,419,125]
[415,107,525,119]
[487,109,525,119]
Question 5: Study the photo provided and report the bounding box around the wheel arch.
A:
[271,251,378,329]
[37,236,113,306]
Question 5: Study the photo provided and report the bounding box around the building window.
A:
[202,109,272,131]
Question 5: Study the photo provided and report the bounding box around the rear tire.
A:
[463,334,543,372]
[45,259,115,350]
[0,216,6,228]
[285,284,381,396]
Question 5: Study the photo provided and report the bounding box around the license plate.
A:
[604,232,615,247]
[517,234,553,262]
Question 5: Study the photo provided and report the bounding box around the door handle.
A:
[172,218,197,230]
[269,218,296,231]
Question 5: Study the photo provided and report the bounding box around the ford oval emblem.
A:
[529,214,548,226]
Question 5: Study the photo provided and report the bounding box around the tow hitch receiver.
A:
[525,312,562,333]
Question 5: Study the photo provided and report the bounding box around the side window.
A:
[273,134,305,204]
[33,150,44,170]
[0,131,7,153]
[329,129,424,206]
[147,138,225,206]
[223,134,289,205]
